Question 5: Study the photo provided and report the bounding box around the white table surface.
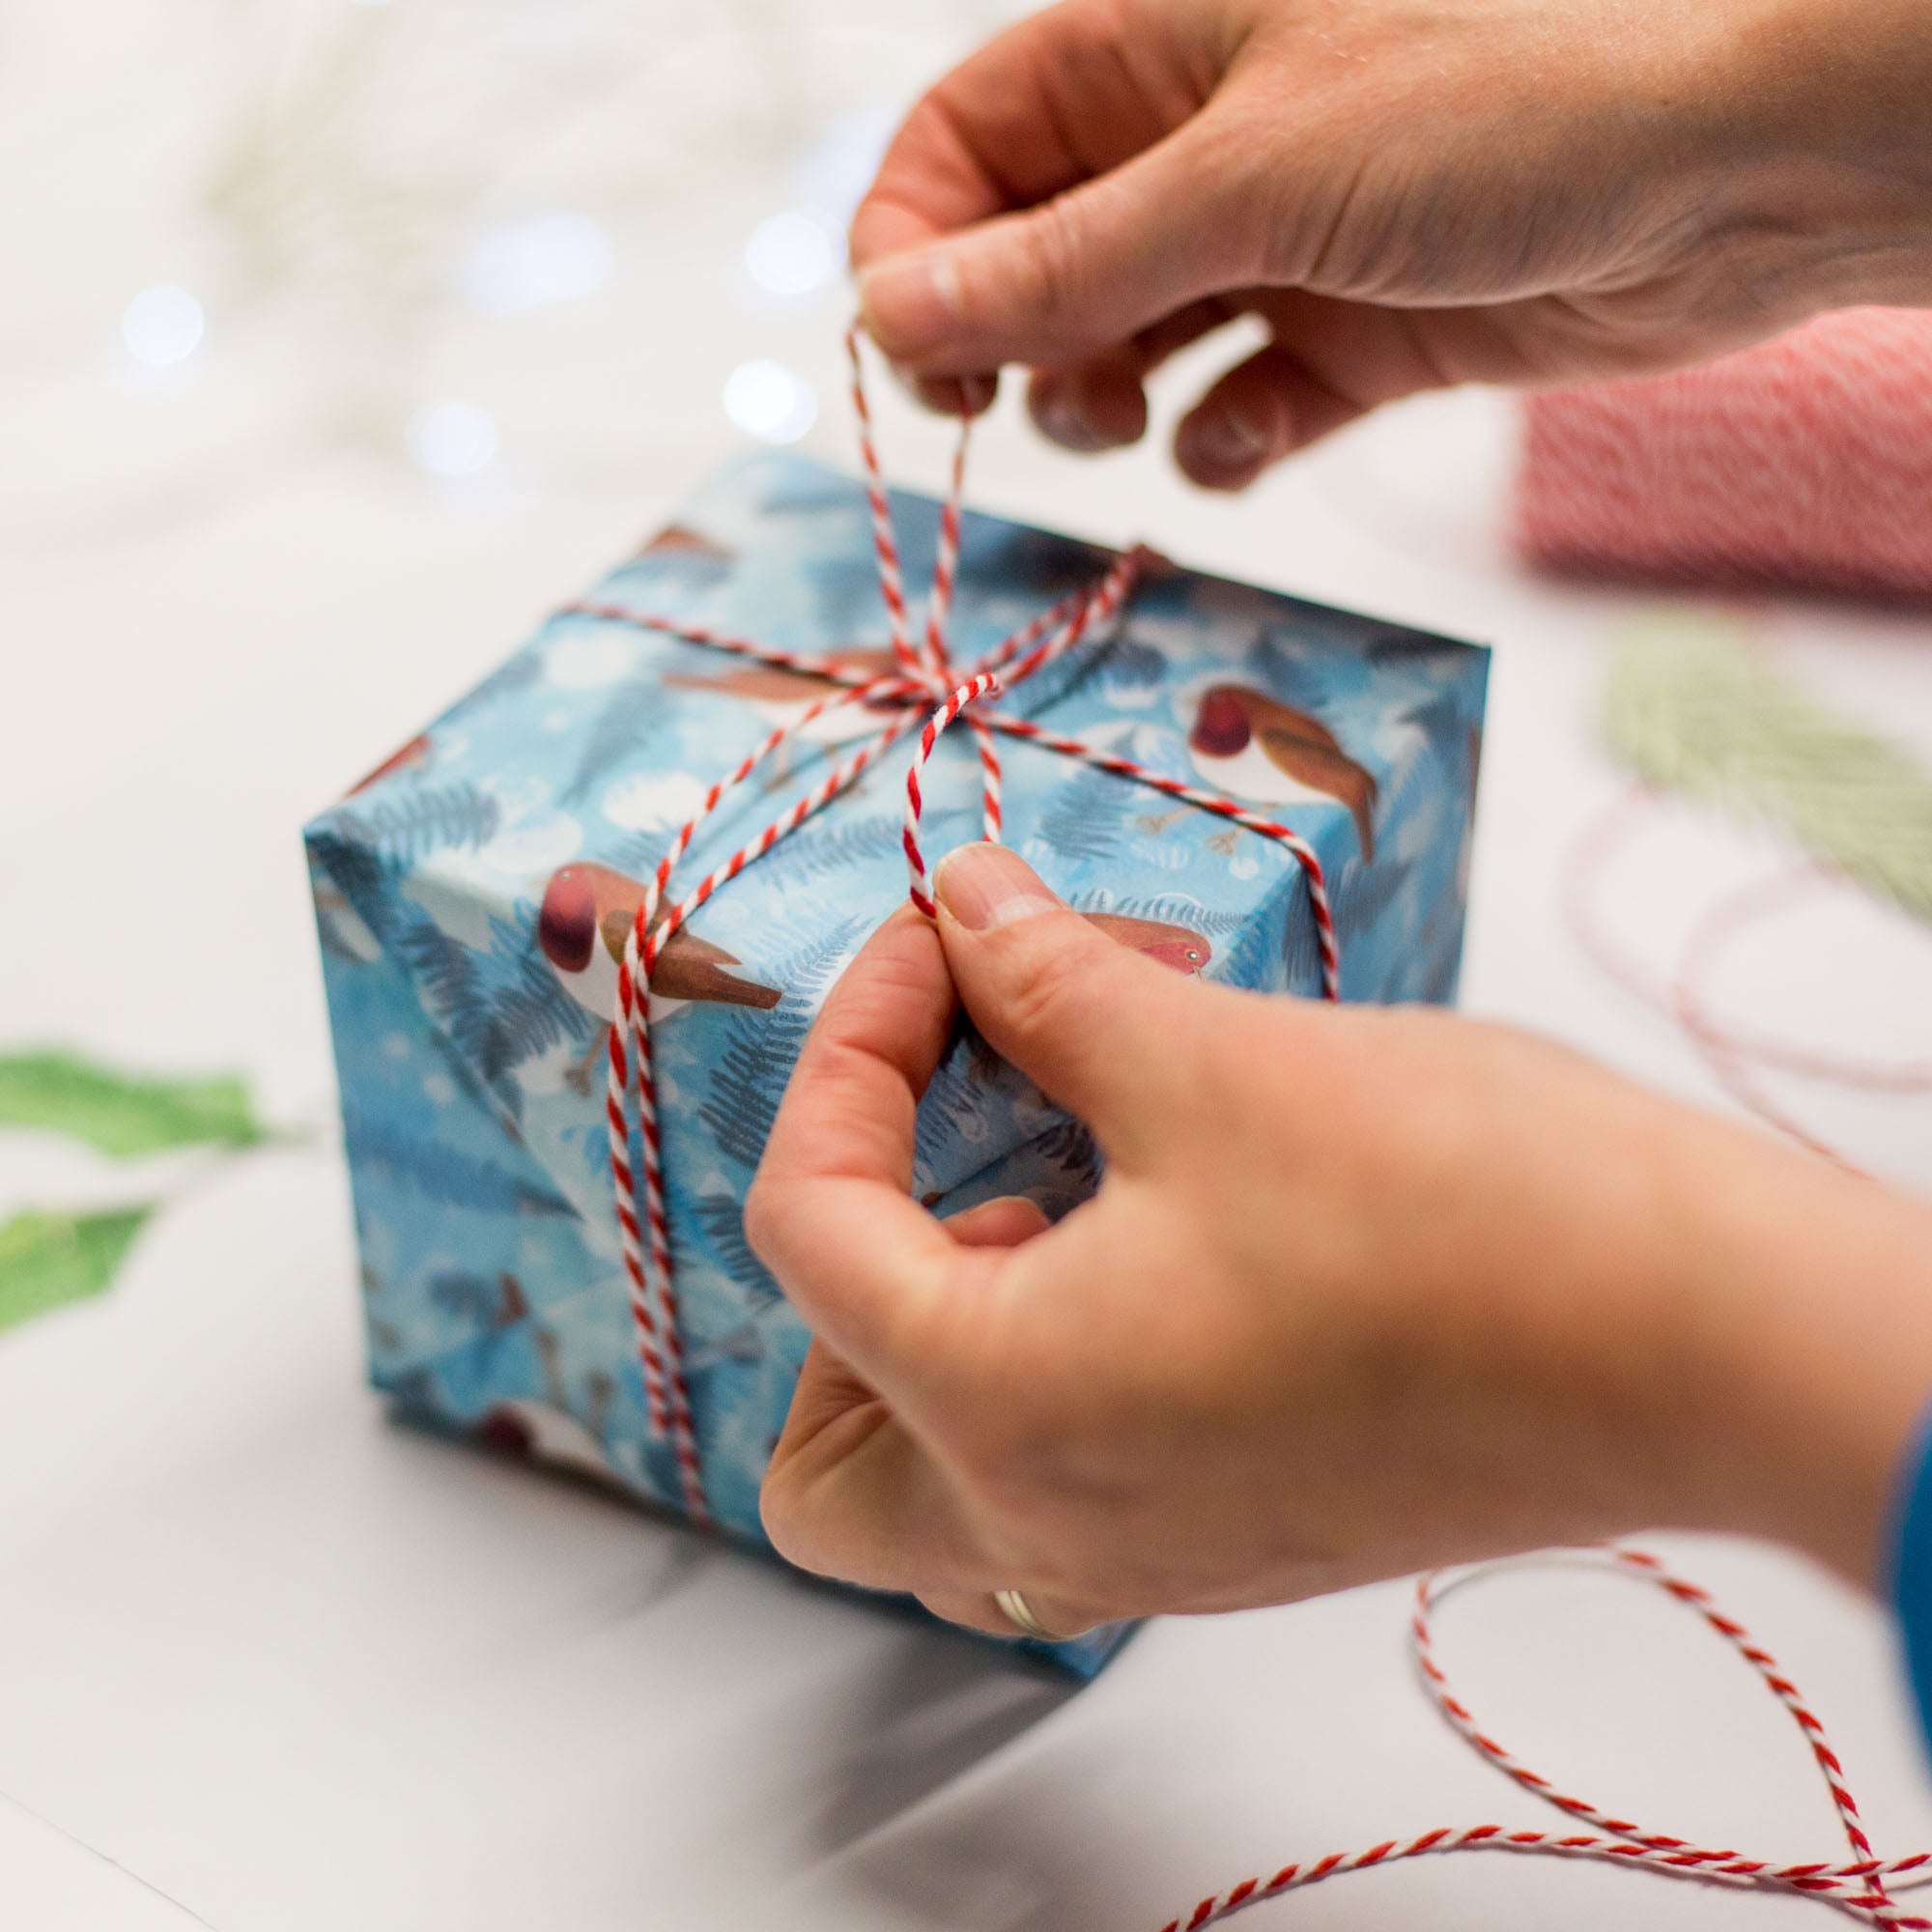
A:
[4,3,1932,1927]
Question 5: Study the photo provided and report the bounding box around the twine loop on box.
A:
[565,327,1338,1521]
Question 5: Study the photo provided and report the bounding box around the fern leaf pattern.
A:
[332,783,502,867]
[1032,765,1135,866]
[465,647,545,711]
[1029,1116,1101,1190]
[396,916,594,1097]
[1212,885,1293,995]
[699,920,861,1171]
[1098,634,1169,691]
[686,1195,781,1307]
[307,828,405,948]
[341,1108,576,1218]
[563,673,669,805]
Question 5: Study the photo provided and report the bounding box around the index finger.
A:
[744,906,966,1392]
[849,0,1209,271]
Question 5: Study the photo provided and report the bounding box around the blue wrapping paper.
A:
[305,449,1490,1674]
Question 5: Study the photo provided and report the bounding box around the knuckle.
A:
[741,1172,784,1270]
[1011,193,1087,333]
[756,1467,820,1575]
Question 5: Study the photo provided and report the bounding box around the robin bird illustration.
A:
[1187,686,1378,864]
[964,910,1211,1083]
[635,522,733,562]
[1080,912,1212,976]
[665,646,905,757]
[477,1327,625,1487]
[539,861,781,1023]
[476,1397,624,1486]
[347,731,432,796]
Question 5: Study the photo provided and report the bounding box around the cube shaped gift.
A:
[306,438,1489,1675]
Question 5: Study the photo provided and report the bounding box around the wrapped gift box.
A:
[305,449,1489,1673]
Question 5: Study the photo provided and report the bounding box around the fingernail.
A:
[858,247,963,355]
[1193,406,1270,469]
[955,371,998,414]
[934,842,1062,931]
[1036,377,1096,450]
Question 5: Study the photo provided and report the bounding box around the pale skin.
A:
[745,0,1932,1640]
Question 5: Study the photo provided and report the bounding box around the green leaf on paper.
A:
[1605,615,1932,923]
[0,1207,154,1332]
[0,1050,266,1158]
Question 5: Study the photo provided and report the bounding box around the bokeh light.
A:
[744,210,839,297]
[722,360,816,444]
[463,213,611,317]
[790,105,896,223]
[408,401,498,477]
[122,286,206,368]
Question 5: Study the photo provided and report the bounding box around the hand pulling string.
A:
[565,327,1339,1521]
[1161,1545,1932,1930]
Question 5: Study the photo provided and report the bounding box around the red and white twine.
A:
[566,327,1338,1520]
[1162,1545,1932,1930]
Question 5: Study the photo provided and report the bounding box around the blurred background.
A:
[1,4,1930,1929]
[6,0,1924,1183]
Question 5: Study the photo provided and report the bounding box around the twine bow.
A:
[566,327,1338,1523]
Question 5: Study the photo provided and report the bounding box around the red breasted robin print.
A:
[347,731,432,796]
[478,1327,623,1487]
[1187,686,1378,864]
[665,649,904,784]
[1080,913,1212,975]
[476,1396,623,1486]
[538,861,781,1022]
[664,647,904,751]
[634,523,733,561]
[965,911,1212,1081]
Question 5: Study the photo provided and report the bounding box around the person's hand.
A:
[852,0,1932,487]
[746,842,1932,1638]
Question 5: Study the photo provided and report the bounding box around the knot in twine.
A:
[564,327,1337,1524]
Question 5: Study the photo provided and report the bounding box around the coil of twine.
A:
[1519,309,1932,602]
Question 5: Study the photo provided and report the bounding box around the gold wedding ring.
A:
[993,1587,1057,1641]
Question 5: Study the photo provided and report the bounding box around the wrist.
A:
[1646,1124,1932,1583]
[1707,0,1932,318]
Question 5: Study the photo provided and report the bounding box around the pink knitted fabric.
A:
[1517,308,1932,601]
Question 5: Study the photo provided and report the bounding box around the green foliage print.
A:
[0,1050,266,1157]
[0,1207,155,1332]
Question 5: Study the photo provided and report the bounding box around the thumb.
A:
[859,118,1263,375]
[931,841,1210,1167]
